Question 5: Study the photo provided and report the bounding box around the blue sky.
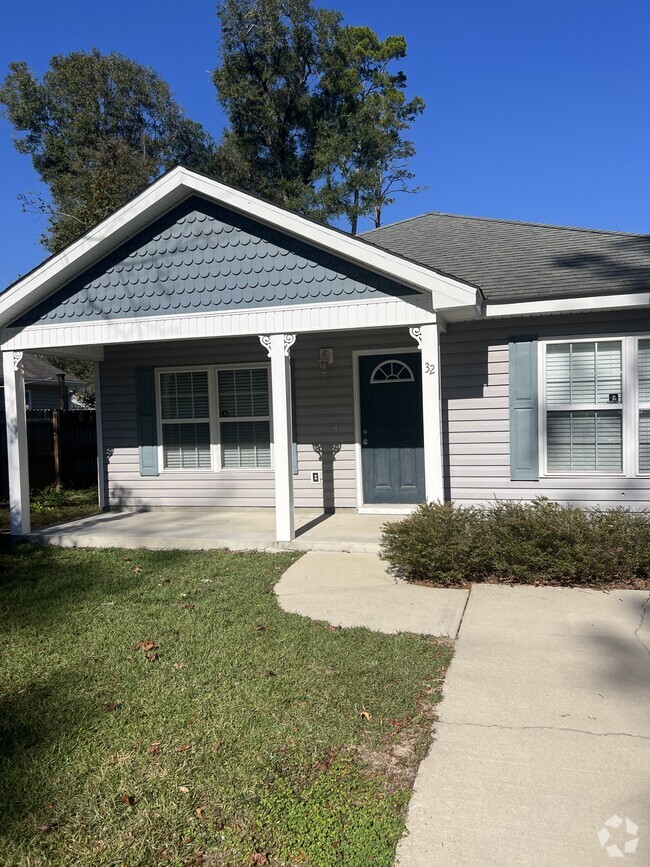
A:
[1,0,648,288]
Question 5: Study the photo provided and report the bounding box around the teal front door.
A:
[359,353,425,504]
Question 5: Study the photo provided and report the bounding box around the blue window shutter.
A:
[136,367,159,476]
[509,340,539,481]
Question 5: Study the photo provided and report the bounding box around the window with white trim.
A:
[639,339,650,473]
[217,368,271,469]
[543,337,650,475]
[159,370,212,469]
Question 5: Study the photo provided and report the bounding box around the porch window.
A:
[159,371,211,469]
[639,340,650,472]
[217,368,271,469]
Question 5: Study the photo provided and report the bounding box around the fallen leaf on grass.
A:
[149,743,162,755]
[38,822,53,833]
[254,624,269,632]
[328,625,341,631]
[172,662,186,669]
[104,700,120,712]
[134,566,142,574]
[178,785,190,794]
[175,743,191,752]
[195,806,206,819]
[145,652,159,663]
[249,853,269,866]
[182,603,196,611]
[119,794,137,806]
[132,640,157,652]
[359,710,372,721]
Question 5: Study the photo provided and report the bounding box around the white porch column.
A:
[94,360,106,509]
[410,324,444,502]
[260,333,296,542]
[2,350,31,534]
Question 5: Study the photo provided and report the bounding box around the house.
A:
[0,354,85,410]
[0,166,648,539]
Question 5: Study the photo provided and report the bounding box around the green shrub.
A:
[380,499,650,588]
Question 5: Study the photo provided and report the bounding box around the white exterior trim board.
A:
[1,297,438,351]
[486,292,650,318]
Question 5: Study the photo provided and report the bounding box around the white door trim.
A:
[352,347,422,512]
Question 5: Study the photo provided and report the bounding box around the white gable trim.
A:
[0,167,480,330]
[1,296,438,352]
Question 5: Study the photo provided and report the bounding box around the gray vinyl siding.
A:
[442,310,650,508]
[100,311,650,511]
[100,328,410,509]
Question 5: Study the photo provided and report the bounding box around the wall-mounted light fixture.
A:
[319,348,334,375]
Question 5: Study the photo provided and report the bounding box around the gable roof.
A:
[363,213,650,303]
[0,167,479,331]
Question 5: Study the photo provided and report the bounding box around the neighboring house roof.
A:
[363,213,650,303]
[0,354,85,388]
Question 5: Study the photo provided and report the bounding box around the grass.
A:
[0,486,100,533]
[0,544,451,866]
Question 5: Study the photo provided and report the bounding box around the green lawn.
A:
[0,487,100,534]
[0,544,451,866]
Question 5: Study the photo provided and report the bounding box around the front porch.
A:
[25,507,393,553]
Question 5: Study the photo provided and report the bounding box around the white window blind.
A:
[639,340,650,403]
[640,340,650,472]
[640,412,650,473]
[546,341,621,405]
[545,341,622,473]
[218,369,271,469]
[160,371,211,470]
[547,410,622,473]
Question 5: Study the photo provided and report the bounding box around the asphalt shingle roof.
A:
[362,213,650,303]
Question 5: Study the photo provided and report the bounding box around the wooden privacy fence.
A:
[0,409,97,497]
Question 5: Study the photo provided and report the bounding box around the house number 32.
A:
[424,362,436,374]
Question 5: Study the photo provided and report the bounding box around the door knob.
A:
[362,438,368,445]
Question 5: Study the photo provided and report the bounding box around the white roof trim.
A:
[1,296,439,351]
[485,292,650,318]
[0,166,480,329]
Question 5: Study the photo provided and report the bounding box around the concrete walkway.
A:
[275,556,649,865]
[276,552,469,636]
[397,585,650,867]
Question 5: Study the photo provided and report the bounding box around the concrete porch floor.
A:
[26,508,396,553]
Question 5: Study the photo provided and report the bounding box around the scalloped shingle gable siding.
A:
[12,196,418,328]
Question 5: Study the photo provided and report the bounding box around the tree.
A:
[213,1,425,231]
[213,0,340,213]
[0,49,217,253]
[314,27,425,233]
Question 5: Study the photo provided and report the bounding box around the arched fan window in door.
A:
[369,359,415,384]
